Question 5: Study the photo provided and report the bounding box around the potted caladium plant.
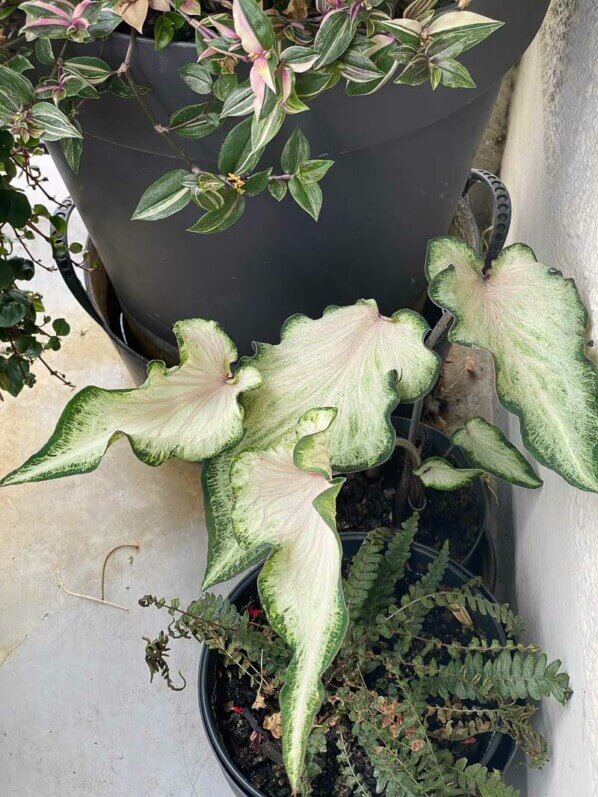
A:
[2,234,597,792]
[2,232,596,791]
[1,0,549,358]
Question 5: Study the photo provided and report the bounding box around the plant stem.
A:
[120,32,199,172]
[393,311,454,526]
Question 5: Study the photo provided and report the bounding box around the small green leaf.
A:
[61,134,83,173]
[0,65,34,114]
[0,260,15,289]
[154,16,175,50]
[339,50,384,83]
[35,38,55,66]
[188,190,246,233]
[0,130,14,160]
[109,77,151,99]
[180,63,213,94]
[314,9,355,68]
[220,84,254,118]
[251,106,286,152]
[268,180,287,201]
[244,168,272,196]
[218,117,263,175]
[29,103,82,142]
[289,176,322,221]
[434,58,476,89]
[0,299,27,328]
[414,457,484,490]
[395,55,429,86]
[52,318,71,336]
[281,128,310,174]
[169,104,221,139]
[132,170,192,222]
[0,189,32,228]
[297,159,334,183]
[63,57,113,85]
[213,74,238,101]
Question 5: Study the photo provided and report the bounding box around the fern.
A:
[344,527,388,620]
[420,651,571,705]
[449,759,520,797]
[336,728,370,796]
[360,513,419,623]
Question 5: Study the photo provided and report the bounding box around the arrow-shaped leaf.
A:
[414,457,484,490]
[452,417,542,489]
[427,237,598,492]
[231,407,348,791]
[2,320,261,485]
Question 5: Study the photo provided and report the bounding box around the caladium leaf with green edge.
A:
[1,320,262,486]
[414,457,484,490]
[132,170,192,222]
[451,417,542,489]
[202,299,440,587]
[29,102,82,141]
[427,238,598,492]
[314,9,356,68]
[230,407,348,791]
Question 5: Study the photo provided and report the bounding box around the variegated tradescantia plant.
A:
[2,236,597,790]
[3,0,504,232]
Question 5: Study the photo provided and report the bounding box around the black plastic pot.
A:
[47,0,548,359]
[198,533,516,797]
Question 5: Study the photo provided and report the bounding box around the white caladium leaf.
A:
[203,299,439,587]
[414,457,484,490]
[2,320,261,486]
[230,408,348,790]
[427,238,598,492]
[452,417,542,489]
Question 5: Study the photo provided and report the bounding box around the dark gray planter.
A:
[48,0,548,358]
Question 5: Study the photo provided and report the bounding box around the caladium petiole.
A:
[1,319,262,485]
[230,406,348,791]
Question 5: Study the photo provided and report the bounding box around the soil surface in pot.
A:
[336,447,481,563]
[212,555,497,797]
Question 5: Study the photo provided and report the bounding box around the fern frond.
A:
[361,513,419,622]
[344,527,388,620]
[421,651,571,705]
[449,759,520,797]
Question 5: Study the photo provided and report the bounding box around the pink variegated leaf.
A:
[249,62,267,115]
[233,0,275,55]
[252,53,276,92]
[281,64,294,103]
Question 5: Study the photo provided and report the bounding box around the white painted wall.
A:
[500,1,598,794]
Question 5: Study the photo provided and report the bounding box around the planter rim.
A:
[198,536,511,797]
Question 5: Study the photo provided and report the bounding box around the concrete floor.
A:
[0,157,233,796]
